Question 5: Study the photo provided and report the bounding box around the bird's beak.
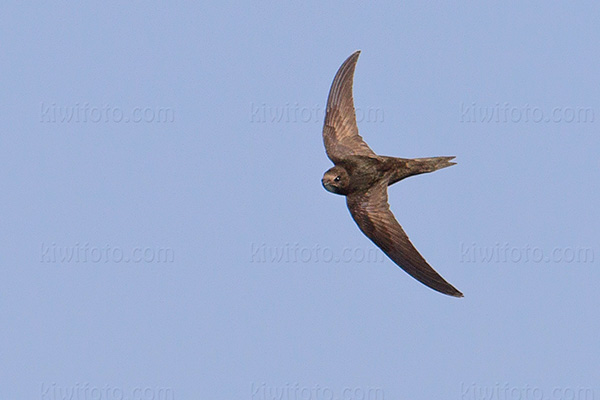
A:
[322,179,335,193]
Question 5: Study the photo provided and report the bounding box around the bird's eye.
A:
[334,176,341,182]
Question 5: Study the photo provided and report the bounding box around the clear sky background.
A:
[1,2,599,400]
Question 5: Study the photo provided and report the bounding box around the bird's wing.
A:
[346,181,463,297]
[323,50,377,163]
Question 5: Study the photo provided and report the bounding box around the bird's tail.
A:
[408,156,456,174]
[388,156,456,185]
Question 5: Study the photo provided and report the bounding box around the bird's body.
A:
[324,155,457,195]
[321,50,463,297]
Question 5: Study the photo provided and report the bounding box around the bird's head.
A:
[322,166,350,195]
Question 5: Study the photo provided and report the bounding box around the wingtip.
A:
[420,280,463,298]
[348,50,361,62]
[451,282,464,297]
[439,287,463,298]
[439,286,463,298]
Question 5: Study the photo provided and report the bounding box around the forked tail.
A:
[409,156,456,174]
[388,156,456,185]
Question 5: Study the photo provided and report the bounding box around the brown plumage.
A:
[321,50,463,297]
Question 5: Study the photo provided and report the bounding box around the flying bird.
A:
[321,50,463,297]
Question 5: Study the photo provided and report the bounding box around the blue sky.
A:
[1,2,599,400]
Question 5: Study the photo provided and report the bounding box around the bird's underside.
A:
[321,50,463,297]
